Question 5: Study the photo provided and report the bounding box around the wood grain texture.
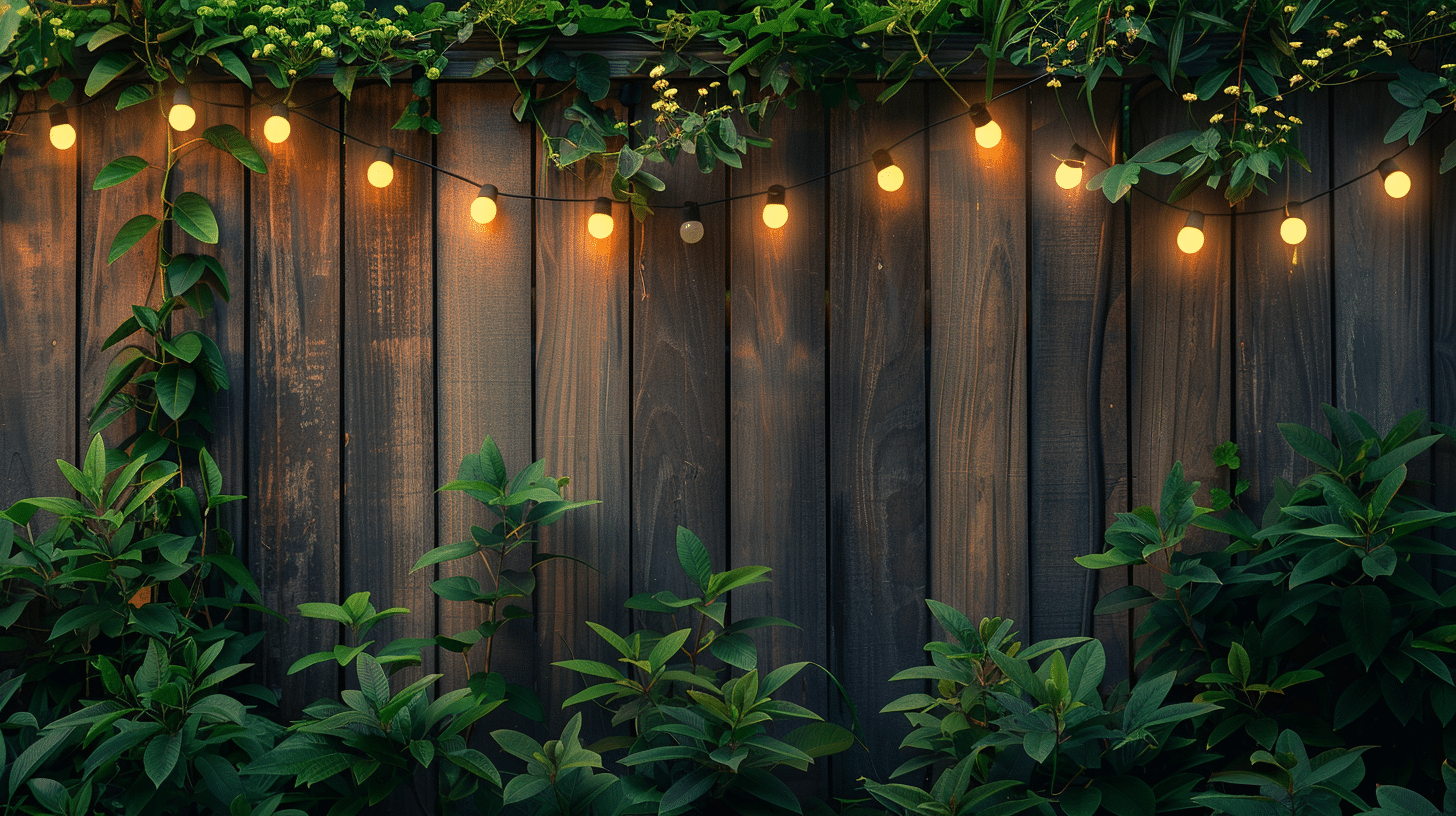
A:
[78,94,166,451]
[1098,194,1133,685]
[434,82,536,696]
[1128,92,1231,595]
[171,82,249,561]
[0,106,76,507]
[728,98,829,743]
[248,85,343,712]
[534,93,632,735]
[631,89,728,606]
[1431,115,1456,590]
[928,82,1029,627]
[1027,84,1123,645]
[342,83,436,680]
[828,84,929,787]
[1234,94,1332,522]
[1332,84,1430,433]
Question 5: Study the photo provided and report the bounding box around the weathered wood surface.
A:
[4,79,1453,797]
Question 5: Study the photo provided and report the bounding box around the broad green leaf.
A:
[154,365,197,420]
[143,732,181,788]
[86,52,138,97]
[172,192,219,244]
[202,124,266,174]
[1341,585,1390,668]
[676,526,712,590]
[210,49,253,88]
[94,156,149,190]
[87,21,130,51]
[117,84,153,110]
[108,215,159,264]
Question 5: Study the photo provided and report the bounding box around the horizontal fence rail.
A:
[2,80,1454,787]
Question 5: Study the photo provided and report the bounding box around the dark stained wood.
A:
[828,84,929,786]
[631,87,728,606]
[1128,92,1232,605]
[434,82,536,696]
[1431,114,1456,590]
[533,92,632,734]
[78,94,166,452]
[928,82,1029,627]
[170,82,249,563]
[0,107,77,507]
[1098,195,1133,684]
[1027,83,1124,647]
[1332,84,1431,433]
[1234,94,1331,522]
[728,98,829,746]
[248,86,344,712]
[342,84,436,680]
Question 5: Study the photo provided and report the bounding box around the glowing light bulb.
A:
[1280,203,1307,246]
[1177,211,1206,255]
[969,103,1001,149]
[471,184,498,224]
[168,88,196,132]
[679,202,704,244]
[48,105,76,150]
[263,104,291,144]
[872,149,904,192]
[1378,159,1410,199]
[588,197,614,239]
[1056,144,1087,190]
[367,146,395,188]
[762,185,788,229]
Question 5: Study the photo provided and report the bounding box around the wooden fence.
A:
[2,78,1454,785]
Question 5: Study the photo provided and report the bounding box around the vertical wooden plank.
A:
[342,84,435,680]
[828,85,928,786]
[729,99,828,742]
[249,85,342,711]
[1235,94,1331,521]
[1098,196,1133,684]
[78,94,165,452]
[928,82,1029,627]
[1128,94,1231,595]
[171,82,248,560]
[1431,114,1456,590]
[631,88,728,603]
[1332,84,1430,432]
[435,82,535,696]
[1026,84,1124,647]
[0,108,76,507]
[534,94,631,734]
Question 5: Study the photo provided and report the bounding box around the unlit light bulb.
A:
[471,184,498,224]
[48,105,76,150]
[588,197,614,239]
[1056,144,1087,190]
[969,103,1001,149]
[1177,211,1206,255]
[680,202,704,244]
[367,146,395,188]
[762,185,788,229]
[1280,203,1307,246]
[1379,159,1410,199]
[872,149,904,192]
[169,88,196,132]
[263,105,291,144]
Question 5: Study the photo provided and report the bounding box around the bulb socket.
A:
[270,103,289,120]
[766,184,786,207]
[173,87,192,106]
[477,183,499,202]
[1183,210,1205,231]
[871,149,895,172]
[49,104,68,129]
[681,201,702,224]
[372,145,395,166]
[593,197,613,217]
[1377,158,1400,179]
[1064,143,1087,168]
[1284,202,1303,221]
[968,103,993,129]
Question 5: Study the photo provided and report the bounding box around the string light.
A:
[1378,159,1410,199]
[263,104,291,144]
[168,88,197,132]
[48,105,76,150]
[471,184,499,224]
[872,149,904,192]
[367,146,395,188]
[1177,211,1206,254]
[1056,144,1087,190]
[680,202,704,244]
[762,185,788,229]
[1280,203,1307,246]
[968,103,1001,149]
[588,197,614,239]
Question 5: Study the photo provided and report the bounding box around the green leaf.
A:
[676,526,712,591]
[94,156,149,190]
[143,732,181,788]
[202,125,267,174]
[1341,585,1390,668]
[1093,584,1155,614]
[211,49,254,88]
[117,84,154,110]
[108,215,159,264]
[172,192,219,244]
[1279,423,1341,472]
[154,365,198,420]
[575,53,611,101]
[659,767,715,815]
[1130,130,1199,163]
[86,52,138,97]
[1228,641,1251,685]
[87,21,131,51]
[617,145,643,179]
